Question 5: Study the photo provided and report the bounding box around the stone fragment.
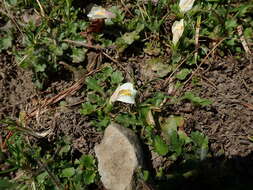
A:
[95,123,143,190]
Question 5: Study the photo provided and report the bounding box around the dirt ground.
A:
[1,50,253,188]
[0,52,102,157]
[176,56,253,189]
[186,56,253,158]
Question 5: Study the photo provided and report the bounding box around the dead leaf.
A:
[86,19,105,33]
[86,51,102,72]
[140,57,173,81]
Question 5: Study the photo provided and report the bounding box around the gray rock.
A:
[95,123,143,190]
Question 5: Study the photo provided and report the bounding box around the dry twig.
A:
[184,38,225,87]
[120,0,134,17]
[26,68,102,119]
[63,39,103,50]
[0,3,23,36]
[237,25,252,55]
[194,16,201,62]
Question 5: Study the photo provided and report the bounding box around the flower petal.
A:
[87,6,116,20]
[110,83,137,104]
[179,0,195,12]
[172,19,184,45]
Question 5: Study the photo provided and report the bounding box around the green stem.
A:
[0,166,18,174]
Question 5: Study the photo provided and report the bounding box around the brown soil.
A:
[0,52,102,156]
[185,56,253,158]
[0,52,35,120]
[1,49,253,189]
[147,56,253,189]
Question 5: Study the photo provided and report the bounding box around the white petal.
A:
[179,0,195,12]
[172,19,184,45]
[87,6,115,19]
[110,83,137,104]
[110,85,122,103]
[116,95,135,104]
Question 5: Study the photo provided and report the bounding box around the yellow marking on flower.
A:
[88,6,116,20]
[109,82,136,104]
[118,89,132,96]
[94,10,106,16]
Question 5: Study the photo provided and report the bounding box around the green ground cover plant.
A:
[1,0,252,189]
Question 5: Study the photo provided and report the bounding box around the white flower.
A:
[87,6,116,20]
[172,19,184,45]
[179,0,195,13]
[109,83,137,104]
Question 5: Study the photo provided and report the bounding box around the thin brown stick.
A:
[120,0,134,17]
[2,131,13,150]
[102,51,134,81]
[183,38,225,86]
[26,68,101,119]
[194,16,201,62]
[35,0,45,17]
[102,51,120,64]
[237,25,251,55]
[200,75,217,90]
[163,55,191,87]
[63,39,103,50]
[241,102,253,111]
[38,160,63,190]
[0,7,23,36]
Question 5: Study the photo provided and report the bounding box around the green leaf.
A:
[115,114,142,128]
[0,35,12,52]
[36,171,48,183]
[191,131,209,160]
[161,115,184,141]
[248,136,253,142]
[183,92,212,106]
[176,68,191,80]
[95,66,114,82]
[80,102,97,115]
[139,107,155,126]
[61,167,75,178]
[153,135,168,156]
[111,71,124,84]
[145,57,173,78]
[95,115,110,129]
[236,4,252,17]
[0,179,17,189]
[169,130,184,156]
[142,170,149,181]
[178,130,192,144]
[85,77,103,94]
[34,64,46,72]
[144,42,161,56]
[83,170,96,185]
[109,6,125,24]
[71,48,87,63]
[225,19,237,30]
[87,94,105,105]
[123,31,139,44]
[103,103,113,114]
[80,155,95,169]
[49,44,63,56]
[226,38,236,46]
[244,27,253,40]
[59,144,71,156]
[34,79,43,89]
[143,92,167,107]
[6,0,18,6]
[115,24,144,53]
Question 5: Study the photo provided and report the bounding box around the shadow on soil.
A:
[155,152,253,190]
